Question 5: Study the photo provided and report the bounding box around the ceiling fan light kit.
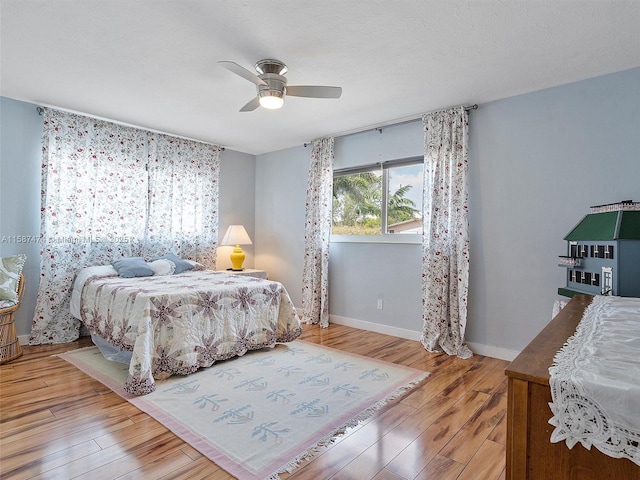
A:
[219,59,342,112]
[259,90,284,109]
[257,72,286,109]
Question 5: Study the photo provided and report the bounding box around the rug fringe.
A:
[53,345,100,358]
[267,371,430,479]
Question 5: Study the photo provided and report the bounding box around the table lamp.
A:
[221,225,252,271]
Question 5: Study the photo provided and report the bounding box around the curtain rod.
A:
[304,103,478,147]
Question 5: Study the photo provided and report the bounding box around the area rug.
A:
[58,340,429,480]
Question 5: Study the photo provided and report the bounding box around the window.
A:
[604,245,614,259]
[332,157,423,236]
[568,269,600,287]
[570,243,578,258]
[590,244,614,259]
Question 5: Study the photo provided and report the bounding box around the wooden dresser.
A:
[505,294,640,479]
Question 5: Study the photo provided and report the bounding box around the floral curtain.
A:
[301,137,334,327]
[29,108,220,344]
[421,107,472,359]
[144,133,219,268]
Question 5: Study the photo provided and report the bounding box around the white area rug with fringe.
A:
[59,340,429,479]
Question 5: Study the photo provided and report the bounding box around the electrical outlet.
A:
[376,298,383,310]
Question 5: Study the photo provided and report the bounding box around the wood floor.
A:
[0,324,509,479]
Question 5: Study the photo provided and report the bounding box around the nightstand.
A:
[222,269,268,279]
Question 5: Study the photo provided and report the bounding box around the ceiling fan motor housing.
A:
[257,73,287,99]
[255,59,288,75]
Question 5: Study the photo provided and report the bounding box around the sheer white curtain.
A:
[421,107,472,359]
[301,137,334,327]
[29,108,220,344]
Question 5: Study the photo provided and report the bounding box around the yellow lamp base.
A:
[229,245,245,271]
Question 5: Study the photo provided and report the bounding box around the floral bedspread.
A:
[78,270,302,395]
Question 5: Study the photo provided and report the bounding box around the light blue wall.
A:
[4,66,639,354]
[256,67,640,357]
[218,149,257,271]
[255,122,427,335]
[334,120,423,168]
[254,124,425,318]
[468,66,640,353]
[254,145,309,306]
[0,98,43,338]
[0,97,256,337]
[331,120,424,333]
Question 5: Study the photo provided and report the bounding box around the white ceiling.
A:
[2,1,640,155]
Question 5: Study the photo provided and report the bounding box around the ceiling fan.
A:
[218,59,342,112]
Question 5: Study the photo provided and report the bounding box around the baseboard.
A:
[18,317,520,361]
[329,314,519,361]
[329,314,422,341]
[466,342,519,362]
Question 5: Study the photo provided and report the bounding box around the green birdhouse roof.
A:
[564,210,640,241]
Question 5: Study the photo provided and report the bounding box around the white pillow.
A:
[148,259,176,276]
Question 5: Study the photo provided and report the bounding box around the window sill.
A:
[330,234,422,245]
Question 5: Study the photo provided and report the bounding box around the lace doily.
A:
[548,296,640,466]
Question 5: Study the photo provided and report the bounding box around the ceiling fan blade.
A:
[239,97,260,112]
[218,61,267,86]
[286,85,342,99]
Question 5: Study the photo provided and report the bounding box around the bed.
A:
[70,265,302,395]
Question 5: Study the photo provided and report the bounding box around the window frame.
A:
[331,156,423,244]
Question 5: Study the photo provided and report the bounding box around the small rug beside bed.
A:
[59,340,429,480]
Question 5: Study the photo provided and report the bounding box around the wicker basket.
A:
[0,273,24,364]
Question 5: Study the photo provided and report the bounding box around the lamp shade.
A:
[221,225,252,246]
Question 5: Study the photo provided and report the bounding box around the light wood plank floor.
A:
[0,324,509,479]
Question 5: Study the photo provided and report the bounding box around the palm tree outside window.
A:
[332,157,423,236]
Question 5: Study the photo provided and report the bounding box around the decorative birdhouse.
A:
[558,200,640,298]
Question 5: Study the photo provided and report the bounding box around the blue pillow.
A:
[152,253,195,274]
[112,257,154,278]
